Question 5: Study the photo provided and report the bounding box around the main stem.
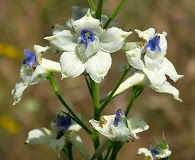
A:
[95,0,103,20]
[47,72,92,136]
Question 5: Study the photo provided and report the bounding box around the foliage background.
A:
[0,0,194,159]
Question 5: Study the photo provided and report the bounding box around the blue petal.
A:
[23,49,37,68]
[150,146,160,159]
[55,114,72,131]
[80,29,96,47]
[113,109,126,127]
[145,35,161,52]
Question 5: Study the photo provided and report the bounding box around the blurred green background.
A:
[0,0,194,159]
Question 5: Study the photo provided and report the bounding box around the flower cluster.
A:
[11,4,183,160]
[137,135,171,160]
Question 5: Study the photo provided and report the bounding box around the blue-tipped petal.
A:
[150,146,160,160]
[80,29,96,47]
[55,114,72,131]
[23,49,37,69]
[145,35,161,52]
[113,109,126,127]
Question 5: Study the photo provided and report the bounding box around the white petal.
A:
[99,27,131,53]
[12,78,28,105]
[159,33,167,56]
[68,123,81,132]
[161,57,184,82]
[73,10,102,35]
[127,118,149,139]
[126,47,144,70]
[113,72,147,97]
[60,51,85,78]
[89,115,116,141]
[135,28,155,41]
[137,148,152,158]
[33,45,50,64]
[85,50,111,83]
[30,65,47,84]
[155,81,182,102]
[44,30,77,51]
[111,124,131,141]
[41,58,61,73]
[25,128,52,145]
[47,136,65,158]
[144,51,164,72]
[143,68,166,89]
[68,132,90,160]
[157,149,172,158]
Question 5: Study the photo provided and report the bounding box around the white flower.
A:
[137,135,171,160]
[45,10,131,83]
[113,71,182,101]
[126,28,183,89]
[25,113,89,159]
[12,45,61,105]
[89,109,149,141]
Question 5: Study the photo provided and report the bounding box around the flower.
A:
[12,45,61,105]
[113,71,182,101]
[137,135,171,160]
[25,113,89,158]
[89,109,149,141]
[126,28,183,89]
[45,10,131,83]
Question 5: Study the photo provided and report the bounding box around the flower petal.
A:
[160,57,184,82]
[60,51,85,78]
[113,72,147,97]
[127,118,149,139]
[30,65,47,84]
[33,45,50,64]
[126,47,144,70]
[25,128,52,145]
[68,132,90,160]
[143,68,166,89]
[12,78,28,105]
[99,27,131,53]
[47,136,65,158]
[111,124,131,141]
[89,115,116,141]
[73,10,102,35]
[85,50,111,83]
[137,148,152,158]
[154,81,182,102]
[44,30,77,52]
[135,28,155,41]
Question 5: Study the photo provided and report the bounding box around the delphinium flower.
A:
[25,113,89,158]
[12,45,61,105]
[113,71,182,101]
[89,109,149,142]
[125,28,183,91]
[45,10,131,83]
[137,135,171,160]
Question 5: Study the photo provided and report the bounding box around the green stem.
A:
[47,72,92,136]
[103,0,126,29]
[109,142,124,160]
[99,63,131,114]
[125,85,144,116]
[104,145,112,160]
[88,0,96,11]
[66,142,73,160]
[95,0,104,20]
[90,78,100,120]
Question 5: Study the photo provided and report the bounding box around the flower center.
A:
[80,29,95,47]
[23,49,37,71]
[145,35,161,52]
[113,109,127,127]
